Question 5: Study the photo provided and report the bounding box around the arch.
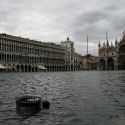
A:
[45,65,48,71]
[21,65,24,72]
[32,67,34,72]
[48,65,50,71]
[28,65,32,72]
[118,55,125,70]
[119,44,125,53]
[70,64,73,71]
[56,65,58,71]
[99,59,106,70]
[49,65,51,71]
[35,67,38,72]
[52,65,54,71]
[46,65,49,71]
[0,53,1,61]
[11,64,15,72]
[16,65,20,71]
[107,57,114,70]
[53,65,55,71]
[2,54,4,61]
[25,65,28,72]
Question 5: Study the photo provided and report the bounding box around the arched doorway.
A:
[32,67,34,72]
[0,53,1,61]
[99,59,106,70]
[25,65,28,72]
[118,44,125,70]
[16,65,20,72]
[119,44,125,54]
[118,55,125,70]
[35,67,38,72]
[21,65,24,72]
[28,65,32,72]
[107,58,114,70]
[71,64,73,71]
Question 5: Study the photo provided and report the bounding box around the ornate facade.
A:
[0,33,65,72]
[117,32,125,70]
[98,32,125,70]
[61,37,82,71]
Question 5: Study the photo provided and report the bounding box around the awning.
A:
[38,65,47,70]
[0,64,7,69]
[7,65,16,69]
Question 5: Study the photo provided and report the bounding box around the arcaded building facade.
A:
[98,32,125,70]
[0,33,65,72]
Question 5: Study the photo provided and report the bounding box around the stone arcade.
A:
[0,33,65,72]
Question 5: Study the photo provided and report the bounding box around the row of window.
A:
[0,54,64,64]
[100,53,114,56]
[0,42,64,58]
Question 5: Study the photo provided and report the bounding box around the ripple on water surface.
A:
[0,71,125,125]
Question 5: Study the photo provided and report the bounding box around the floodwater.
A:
[0,71,125,125]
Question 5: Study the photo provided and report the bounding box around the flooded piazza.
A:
[0,71,125,125]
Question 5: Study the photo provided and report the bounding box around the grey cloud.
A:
[0,0,125,55]
[71,5,125,46]
[74,11,108,27]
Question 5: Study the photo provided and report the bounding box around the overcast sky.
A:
[0,0,125,55]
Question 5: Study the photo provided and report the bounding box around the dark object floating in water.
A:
[42,100,50,110]
[16,95,49,115]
